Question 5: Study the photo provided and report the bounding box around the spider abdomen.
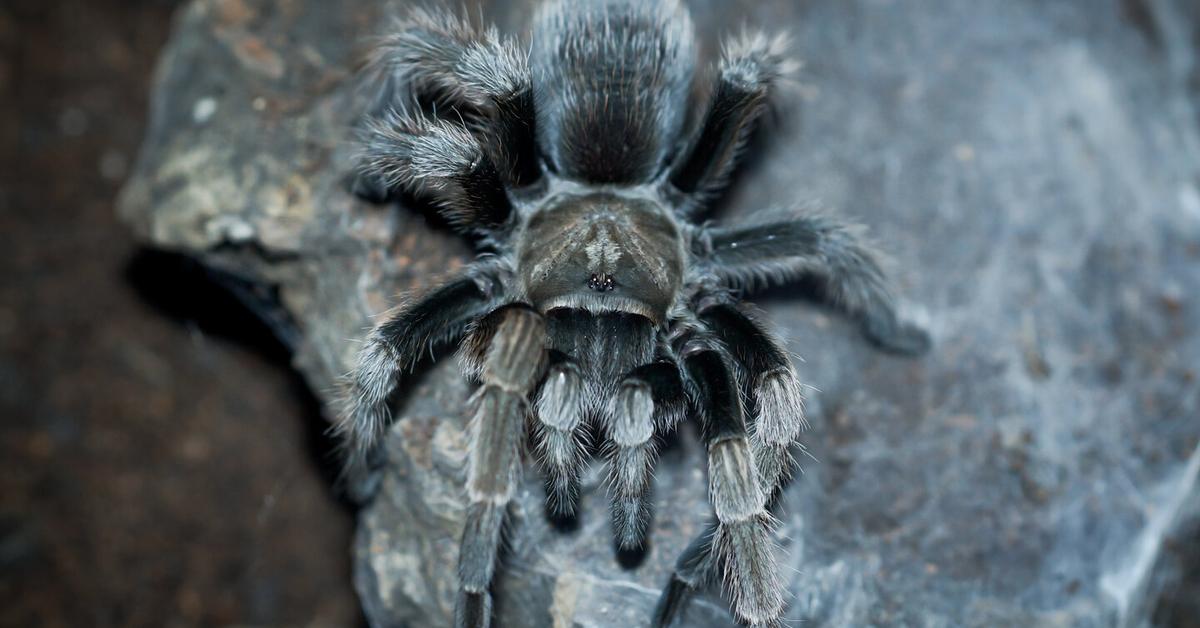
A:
[532,0,694,183]
[518,192,684,322]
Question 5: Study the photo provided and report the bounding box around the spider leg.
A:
[662,336,784,626]
[604,360,686,553]
[367,8,539,187]
[668,30,795,209]
[698,301,807,501]
[704,210,931,355]
[356,107,513,232]
[652,518,718,628]
[338,270,497,502]
[532,351,588,520]
[455,304,548,628]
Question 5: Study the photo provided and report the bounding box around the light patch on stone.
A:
[207,215,256,243]
[192,97,217,124]
[550,573,581,628]
[1179,183,1200,220]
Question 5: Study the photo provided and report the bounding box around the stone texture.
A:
[120,0,1200,626]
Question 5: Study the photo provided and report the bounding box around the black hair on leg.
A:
[337,270,498,502]
[703,209,931,355]
[628,360,689,432]
[356,107,513,232]
[669,30,795,210]
[454,589,493,628]
[652,518,718,628]
[697,301,807,500]
[675,335,784,626]
[366,7,540,187]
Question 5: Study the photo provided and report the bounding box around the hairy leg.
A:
[669,30,795,210]
[337,270,498,501]
[604,360,686,553]
[703,209,930,355]
[455,304,547,628]
[656,333,783,626]
[652,517,718,627]
[355,107,513,232]
[698,301,808,500]
[533,351,588,520]
[365,7,539,187]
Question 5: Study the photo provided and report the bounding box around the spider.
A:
[338,1,929,626]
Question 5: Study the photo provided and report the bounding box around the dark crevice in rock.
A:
[125,248,351,499]
[125,249,297,360]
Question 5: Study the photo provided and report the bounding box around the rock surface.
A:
[120,0,1200,626]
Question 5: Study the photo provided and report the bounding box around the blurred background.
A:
[0,1,364,625]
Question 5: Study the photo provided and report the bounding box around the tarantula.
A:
[339,1,929,626]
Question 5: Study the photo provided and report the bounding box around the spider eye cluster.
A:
[587,273,615,292]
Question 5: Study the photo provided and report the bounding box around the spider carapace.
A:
[519,192,684,321]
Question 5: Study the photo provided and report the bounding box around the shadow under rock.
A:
[123,248,353,504]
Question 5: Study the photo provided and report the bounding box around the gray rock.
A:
[120,0,1200,626]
